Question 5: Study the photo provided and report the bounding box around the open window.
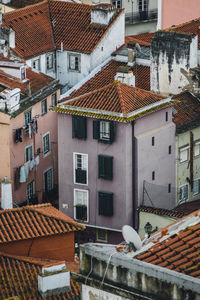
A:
[93,120,115,143]
[73,153,88,185]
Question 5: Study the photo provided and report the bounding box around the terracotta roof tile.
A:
[138,205,188,218]
[173,91,200,127]
[63,60,150,102]
[0,252,80,299]
[58,82,165,122]
[0,203,85,244]
[136,210,200,278]
[2,1,123,58]
[125,32,155,46]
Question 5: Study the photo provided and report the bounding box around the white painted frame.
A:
[42,131,51,158]
[74,188,89,223]
[73,152,88,186]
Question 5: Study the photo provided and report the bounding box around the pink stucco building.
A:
[0,57,60,206]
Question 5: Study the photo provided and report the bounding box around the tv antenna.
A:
[122,225,142,252]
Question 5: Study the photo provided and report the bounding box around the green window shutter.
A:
[109,121,115,143]
[72,116,87,139]
[93,120,100,139]
[98,191,113,216]
[98,155,113,180]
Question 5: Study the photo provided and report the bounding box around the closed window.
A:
[194,140,200,157]
[169,145,171,154]
[99,191,113,217]
[112,0,121,8]
[24,110,32,125]
[69,54,80,72]
[98,155,113,180]
[73,153,88,185]
[96,229,108,242]
[166,111,168,122]
[44,167,53,192]
[152,171,155,181]
[25,144,33,162]
[72,116,87,139]
[93,120,115,143]
[43,132,50,156]
[179,146,189,163]
[152,137,155,146]
[179,184,188,204]
[41,99,47,115]
[52,93,57,106]
[74,189,89,222]
[46,53,54,70]
[193,179,200,196]
[32,58,40,71]
[26,181,35,200]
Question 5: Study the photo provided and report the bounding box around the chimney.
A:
[91,5,115,26]
[127,41,136,67]
[38,262,70,298]
[1,177,13,210]
[9,29,15,49]
[115,66,135,86]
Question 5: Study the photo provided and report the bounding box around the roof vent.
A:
[91,5,115,26]
[38,262,70,298]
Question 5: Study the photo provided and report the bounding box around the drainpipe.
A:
[132,121,136,229]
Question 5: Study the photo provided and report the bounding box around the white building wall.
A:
[82,284,129,300]
[26,52,56,79]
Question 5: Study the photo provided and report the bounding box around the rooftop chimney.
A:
[127,41,137,67]
[91,5,115,26]
[115,66,135,86]
[38,262,70,298]
[1,178,13,210]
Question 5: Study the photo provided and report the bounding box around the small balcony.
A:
[125,9,158,24]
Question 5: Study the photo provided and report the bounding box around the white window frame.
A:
[25,143,33,162]
[178,184,189,204]
[26,180,35,201]
[100,121,110,141]
[41,99,47,115]
[46,53,54,71]
[179,145,189,164]
[74,189,89,222]
[193,178,200,196]
[43,132,51,157]
[112,0,121,8]
[96,229,108,242]
[24,110,32,126]
[32,57,41,71]
[194,140,200,157]
[68,53,81,72]
[73,153,88,185]
[139,0,148,11]
[43,166,53,192]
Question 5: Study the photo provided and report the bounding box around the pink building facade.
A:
[157,0,200,30]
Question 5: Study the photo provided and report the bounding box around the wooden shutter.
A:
[109,121,115,143]
[98,155,113,180]
[76,169,87,184]
[98,191,113,216]
[72,116,87,139]
[72,115,76,138]
[93,120,100,139]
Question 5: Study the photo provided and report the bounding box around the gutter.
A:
[132,121,136,229]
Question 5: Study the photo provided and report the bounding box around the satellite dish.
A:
[122,225,142,251]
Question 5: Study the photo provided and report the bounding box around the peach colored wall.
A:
[0,232,75,261]
[162,0,200,29]
[0,112,11,180]
[10,89,60,205]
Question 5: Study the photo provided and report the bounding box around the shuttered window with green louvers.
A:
[98,155,113,180]
[72,116,87,139]
[93,120,115,143]
[98,191,113,216]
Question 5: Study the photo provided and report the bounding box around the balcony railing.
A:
[125,9,158,24]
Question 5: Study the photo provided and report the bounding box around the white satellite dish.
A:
[122,225,142,251]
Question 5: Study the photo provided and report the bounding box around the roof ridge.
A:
[0,251,49,266]
[115,82,126,114]
[0,203,51,214]
[166,16,200,31]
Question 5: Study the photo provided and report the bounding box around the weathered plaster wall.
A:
[134,107,176,210]
[58,114,133,233]
[82,285,128,300]
[176,126,200,205]
[151,32,198,95]
[10,89,60,205]
[0,112,11,180]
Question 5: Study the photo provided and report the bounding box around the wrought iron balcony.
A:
[125,9,158,24]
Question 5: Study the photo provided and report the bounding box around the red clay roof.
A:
[136,210,200,278]
[0,67,53,95]
[172,91,200,127]
[0,203,85,244]
[56,81,166,122]
[2,1,55,59]
[62,60,150,102]
[0,252,80,299]
[139,206,189,218]
[2,0,123,58]
[125,32,155,46]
